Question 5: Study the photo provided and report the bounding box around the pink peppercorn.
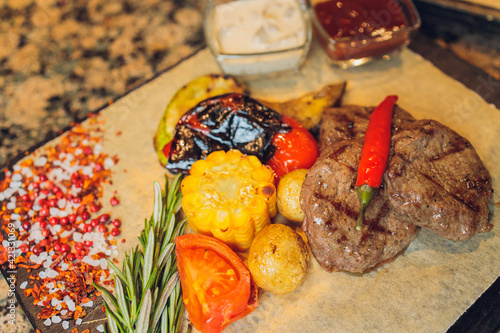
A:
[39,220,48,229]
[32,245,43,255]
[60,217,69,226]
[22,221,31,231]
[60,244,70,253]
[111,227,120,236]
[49,217,60,226]
[74,242,84,252]
[68,214,77,223]
[112,219,121,227]
[82,224,93,233]
[80,210,90,221]
[110,197,120,206]
[98,214,110,224]
[97,225,107,233]
[89,202,101,213]
[90,219,99,228]
[20,243,29,253]
[83,240,93,247]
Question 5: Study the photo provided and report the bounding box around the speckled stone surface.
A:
[0,0,205,167]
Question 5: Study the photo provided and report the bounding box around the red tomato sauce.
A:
[313,0,413,61]
[314,0,408,39]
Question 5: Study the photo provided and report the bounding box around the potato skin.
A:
[277,169,308,222]
[248,224,309,295]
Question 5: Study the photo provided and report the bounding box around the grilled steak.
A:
[301,140,420,273]
[386,119,493,240]
[301,105,493,273]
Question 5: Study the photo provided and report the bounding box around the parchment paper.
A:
[21,41,500,332]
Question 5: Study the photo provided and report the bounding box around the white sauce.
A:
[214,0,306,54]
[208,0,309,75]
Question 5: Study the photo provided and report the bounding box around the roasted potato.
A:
[154,74,248,166]
[277,169,307,222]
[248,224,309,295]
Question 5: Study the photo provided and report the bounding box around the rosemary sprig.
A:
[93,174,189,333]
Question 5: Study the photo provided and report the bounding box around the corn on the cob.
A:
[181,150,277,251]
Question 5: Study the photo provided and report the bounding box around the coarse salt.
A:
[43,318,52,326]
[20,281,28,289]
[34,156,47,167]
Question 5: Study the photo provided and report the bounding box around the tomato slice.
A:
[176,233,258,333]
[267,115,319,179]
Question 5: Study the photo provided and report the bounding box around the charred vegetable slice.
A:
[181,149,277,251]
[154,74,247,166]
[259,82,346,130]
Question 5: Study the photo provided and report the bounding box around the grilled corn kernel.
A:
[181,149,276,251]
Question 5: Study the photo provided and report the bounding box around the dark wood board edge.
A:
[408,31,500,109]
[1,263,106,332]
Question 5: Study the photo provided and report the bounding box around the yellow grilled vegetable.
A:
[259,82,346,130]
[181,150,277,251]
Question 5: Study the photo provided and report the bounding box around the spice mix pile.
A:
[0,115,122,330]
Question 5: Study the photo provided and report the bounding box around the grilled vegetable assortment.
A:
[157,74,345,332]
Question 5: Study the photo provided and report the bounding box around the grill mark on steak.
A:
[419,172,480,213]
[427,136,469,162]
[313,192,358,222]
[365,201,392,236]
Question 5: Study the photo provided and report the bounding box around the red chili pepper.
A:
[355,95,398,230]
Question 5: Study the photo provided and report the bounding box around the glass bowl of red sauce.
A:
[310,0,421,68]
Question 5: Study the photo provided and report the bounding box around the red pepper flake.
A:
[110,196,120,206]
[0,118,121,324]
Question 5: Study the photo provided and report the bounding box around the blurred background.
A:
[0,0,499,331]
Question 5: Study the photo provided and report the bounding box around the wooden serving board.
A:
[4,41,500,332]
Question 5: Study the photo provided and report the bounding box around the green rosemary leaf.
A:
[92,282,119,312]
[142,227,155,290]
[153,181,163,225]
[137,289,152,333]
[123,256,137,315]
[105,306,121,333]
[115,276,132,329]
[151,271,180,329]
[107,259,127,285]
[144,265,159,292]
[103,294,128,328]
[157,243,174,269]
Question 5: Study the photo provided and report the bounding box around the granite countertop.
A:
[0,0,205,167]
[1,0,499,332]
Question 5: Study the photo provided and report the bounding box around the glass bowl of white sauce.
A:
[204,0,312,77]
